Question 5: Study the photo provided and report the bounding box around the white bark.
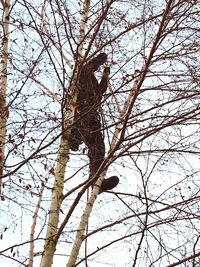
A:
[66,171,105,267]
[77,0,90,56]
[39,137,70,267]
[39,1,91,266]
[0,0,10,196]
[28,185,44,267]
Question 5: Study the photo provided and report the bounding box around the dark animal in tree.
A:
[69,53,119,192]
[99,176,119,193]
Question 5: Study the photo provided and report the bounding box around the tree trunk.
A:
[0,0,10,196]
[39,0,91,266]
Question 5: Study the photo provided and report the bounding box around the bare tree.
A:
[0,0,200,267]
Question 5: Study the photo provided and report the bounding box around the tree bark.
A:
[39,0,91,266]
[0,0,10,196]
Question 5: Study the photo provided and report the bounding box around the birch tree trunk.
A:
[39,0,91,266]
[0,0,10,197]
